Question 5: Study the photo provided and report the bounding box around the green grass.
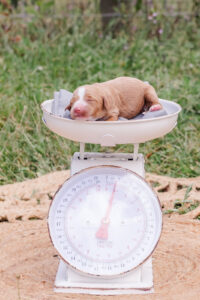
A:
[0,3,200,184]
[163,185,199,215]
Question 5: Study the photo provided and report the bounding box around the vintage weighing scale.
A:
[41,97,181,295]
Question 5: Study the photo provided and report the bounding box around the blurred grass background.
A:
[0,0,199,185]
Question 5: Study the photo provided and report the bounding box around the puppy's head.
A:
[65,85,105,120]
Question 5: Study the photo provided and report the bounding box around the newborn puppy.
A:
[65,77,162,121]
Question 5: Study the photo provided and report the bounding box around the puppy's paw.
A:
[106,116,119,121]
[149,104,162,112]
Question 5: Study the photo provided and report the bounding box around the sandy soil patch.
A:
[0,171,200,300]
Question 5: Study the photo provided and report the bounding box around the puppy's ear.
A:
[102,96,108,111]
[102,87,120,112]
[102,92,115,112]
[65,103,71,111]
[101,87,121,120]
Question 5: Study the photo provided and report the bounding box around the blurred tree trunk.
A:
[100,0,119,30]
[11,0,18,8]
[100,0,129,32]
[193,0,200,27]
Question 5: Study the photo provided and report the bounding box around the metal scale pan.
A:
[41,98,181,147]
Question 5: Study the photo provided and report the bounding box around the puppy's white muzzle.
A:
[71,101,89,119]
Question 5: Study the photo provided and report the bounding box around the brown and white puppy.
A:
[65,77,162,121]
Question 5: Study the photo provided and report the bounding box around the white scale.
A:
[41,98,181,295]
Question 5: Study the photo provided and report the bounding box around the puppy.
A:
[65,77,162,121]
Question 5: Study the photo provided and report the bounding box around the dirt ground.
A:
[0,170,200,300]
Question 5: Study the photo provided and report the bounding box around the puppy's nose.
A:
[73,106,86,117]
[74,107,81,114]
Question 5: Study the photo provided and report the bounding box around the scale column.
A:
[79,142,85,160]
[133,143,139,161]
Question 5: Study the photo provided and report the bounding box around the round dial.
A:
[48,166,162,277]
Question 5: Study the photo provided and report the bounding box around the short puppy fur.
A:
[66,77,162,121]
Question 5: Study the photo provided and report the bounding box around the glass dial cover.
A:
[48,166,162,277]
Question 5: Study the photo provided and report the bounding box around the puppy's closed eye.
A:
[86,98,97,103]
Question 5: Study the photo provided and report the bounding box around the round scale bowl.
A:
[41,99,181,146]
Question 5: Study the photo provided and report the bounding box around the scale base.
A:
[54,258,153,295]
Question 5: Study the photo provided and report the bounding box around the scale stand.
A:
[41,97,181,295]
[54,143,154,295]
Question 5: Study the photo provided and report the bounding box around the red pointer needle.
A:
[95,183,117,240]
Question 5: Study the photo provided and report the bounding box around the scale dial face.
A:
[48,166,162,277]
